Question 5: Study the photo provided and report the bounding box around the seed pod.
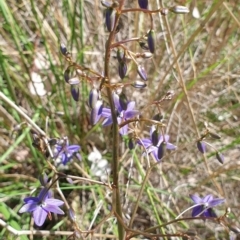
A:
[169,6,190,14]
[105,8,116,32]
[119,93,128,111]
[89,88,99,109]
[139,40,149,50]
[147,29,156,54]
[158,141,166,160]
[132,80,147,89]
[71,85,80,101]
[60,43,68,56]
[138,0,148,9]
[152,113,163,122]
[151,129,159,146]
[137,65,147,81]
[216,152,224,164]
[197,141,206,153]
[64,68,70,83]
[68,208,77,222]
[209,131,221,140]
[118,62,127,79]
[128,138,134,150]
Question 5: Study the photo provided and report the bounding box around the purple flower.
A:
[19,188,64,226]
[137,126,176,161]
[54,138,81,165]
[190,194,225,218]
[102,93,139,136]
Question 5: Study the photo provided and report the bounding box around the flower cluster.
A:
[102,92,139,136]
[137,126,176,161]
[54,137,81,165]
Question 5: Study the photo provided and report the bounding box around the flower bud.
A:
[216,152,224,164]
[118,62,128,79]
[64,68,70,83]
[138,0,148,9]
[132,80,147,89]
[71,85,80,101]
[105,8,116,32]
[68,77,80,85]
[147,29,156,54]
[60,43,68,56]
[209,131,221,140]
[197,141,206,153]
[68,208,77,222]
[119,93,128,111]
[158,141,166,160]
[89,88,99,109]
[142,52,153,59]
[137,65,147,81]
[91,100,103,125]
[169,6,190,14]
[128,138,134,150]
[139,40,149,51]
[101,0,112,8]
[117,48,126,63]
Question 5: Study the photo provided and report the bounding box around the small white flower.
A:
[88,147,110,182]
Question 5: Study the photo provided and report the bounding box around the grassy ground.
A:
[0,0,240,239]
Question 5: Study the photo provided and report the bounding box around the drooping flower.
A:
[101,93,139,136]
[54,137,81,165]
[19,188,64,227]
[137,126,176,161]
[190,194,225,218]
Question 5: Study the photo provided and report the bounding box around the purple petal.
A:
[23,197,39,203]
[166,142,177,150]
[137,138,152,148]
[67,145,80,152]
[190,194,202,204]
[203,194,213,203]
[33,206,48,226]
[204,208,217,218]
[192,206,204,217]
[101,108,111,117]
[119,124,128,136]
[43,204,64,215]
[209,198,225,207]
[151,147,159,161]
[125,110,139,119]
[45,199,64,207]
[19,202,37,213]
[102,117,113,126]
[113,93,122,113]
[126,101,135,111]
[91,100,103,125]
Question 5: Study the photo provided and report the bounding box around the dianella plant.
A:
[0,0,238,239]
